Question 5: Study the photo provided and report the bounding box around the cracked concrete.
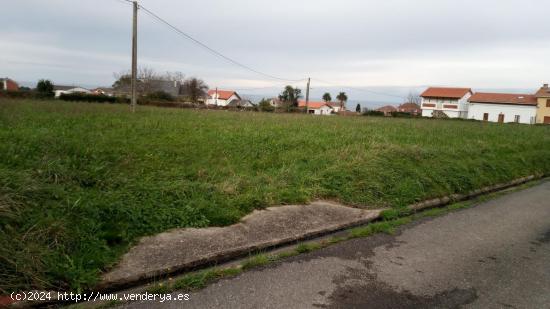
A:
[101,201,382,289]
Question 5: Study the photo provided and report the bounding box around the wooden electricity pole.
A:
[131,1,138,112]
[305,77,310,114]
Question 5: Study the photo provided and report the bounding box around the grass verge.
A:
[1,100,549,292]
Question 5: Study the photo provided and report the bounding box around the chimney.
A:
[544,83,549,88]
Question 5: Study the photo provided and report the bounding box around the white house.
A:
[421,87,472,118]
[54,86,91,98]
[206,90,241,106]
[468,93,537,124]
[298,100,340,116]
[298,100,342,115]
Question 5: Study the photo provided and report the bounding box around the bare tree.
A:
[405,92,421,105]
[112,67,185,96]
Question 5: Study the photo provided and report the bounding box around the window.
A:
[514,115,520,123]
[483,113,489,121]
[546,99,550,107]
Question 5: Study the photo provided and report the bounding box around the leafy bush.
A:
[391,111,414,118]
[144,91,174,102]
[0,90,34,99]
[362,110,385,116]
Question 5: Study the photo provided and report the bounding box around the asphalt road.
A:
[121,180,550,309]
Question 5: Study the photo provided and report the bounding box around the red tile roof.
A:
[207,90,239,100]
[421,87,472,99]
[398,102,421,112]
[376,105,397,112]
[298,100,338,109]
[468,93,537,106]
[0,78,19,91]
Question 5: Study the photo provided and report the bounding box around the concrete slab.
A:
[100,201,383,290]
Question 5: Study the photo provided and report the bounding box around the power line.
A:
[231,79,308,92]
[136,3,305,83]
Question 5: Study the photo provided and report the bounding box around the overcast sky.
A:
[2,0,549,103]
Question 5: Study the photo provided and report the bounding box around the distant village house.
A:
[421,84,550,124]
[206,90,241,106]
[54,86,92,98]
[376,105,397,116]
[91,88,115,96]
[397,102,421,115]
[421,87,472,119]
[0,78,19,91]
[468,93,537,124]
[298,100,343,115]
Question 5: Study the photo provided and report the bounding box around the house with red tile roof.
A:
[420,87,473,118]
[206,89,241,106]
[397,102,421,115]
[468,92,538,124]
[297,100,343,115]
[420,84,550,124]
[376,105,397,116]
[0,78,19,91]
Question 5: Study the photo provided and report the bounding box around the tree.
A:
[356,103,361,113]
[112,68,185,96]
[181,77,208,103]
[278,85,302,112]
[336,92,348,111]
[322,92,332,103]
[405,92,421,105]
[36,79,54,95]
[112,74,133,91]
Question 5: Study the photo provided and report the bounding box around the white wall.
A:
[54,88,91,98]
[309,106,334,115]
[206,94,239,106]
[468,103,537,124]
[421,93,471,118]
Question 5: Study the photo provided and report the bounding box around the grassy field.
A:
[1,99,549,292]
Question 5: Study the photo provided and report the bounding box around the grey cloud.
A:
[1,0,549,101]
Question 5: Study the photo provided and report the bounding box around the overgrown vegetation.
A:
[1,99,549,293]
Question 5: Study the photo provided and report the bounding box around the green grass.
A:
[1,99,549,293]
[241,254,274,270]
[295,242,322,253]
[67,182,545,308]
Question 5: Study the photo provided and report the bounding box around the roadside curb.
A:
[98,174,542,293]
[7,174,545,308]
[408,175,538,212]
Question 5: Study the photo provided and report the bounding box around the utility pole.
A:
[305,77,310,114]
[131,1,138,113]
